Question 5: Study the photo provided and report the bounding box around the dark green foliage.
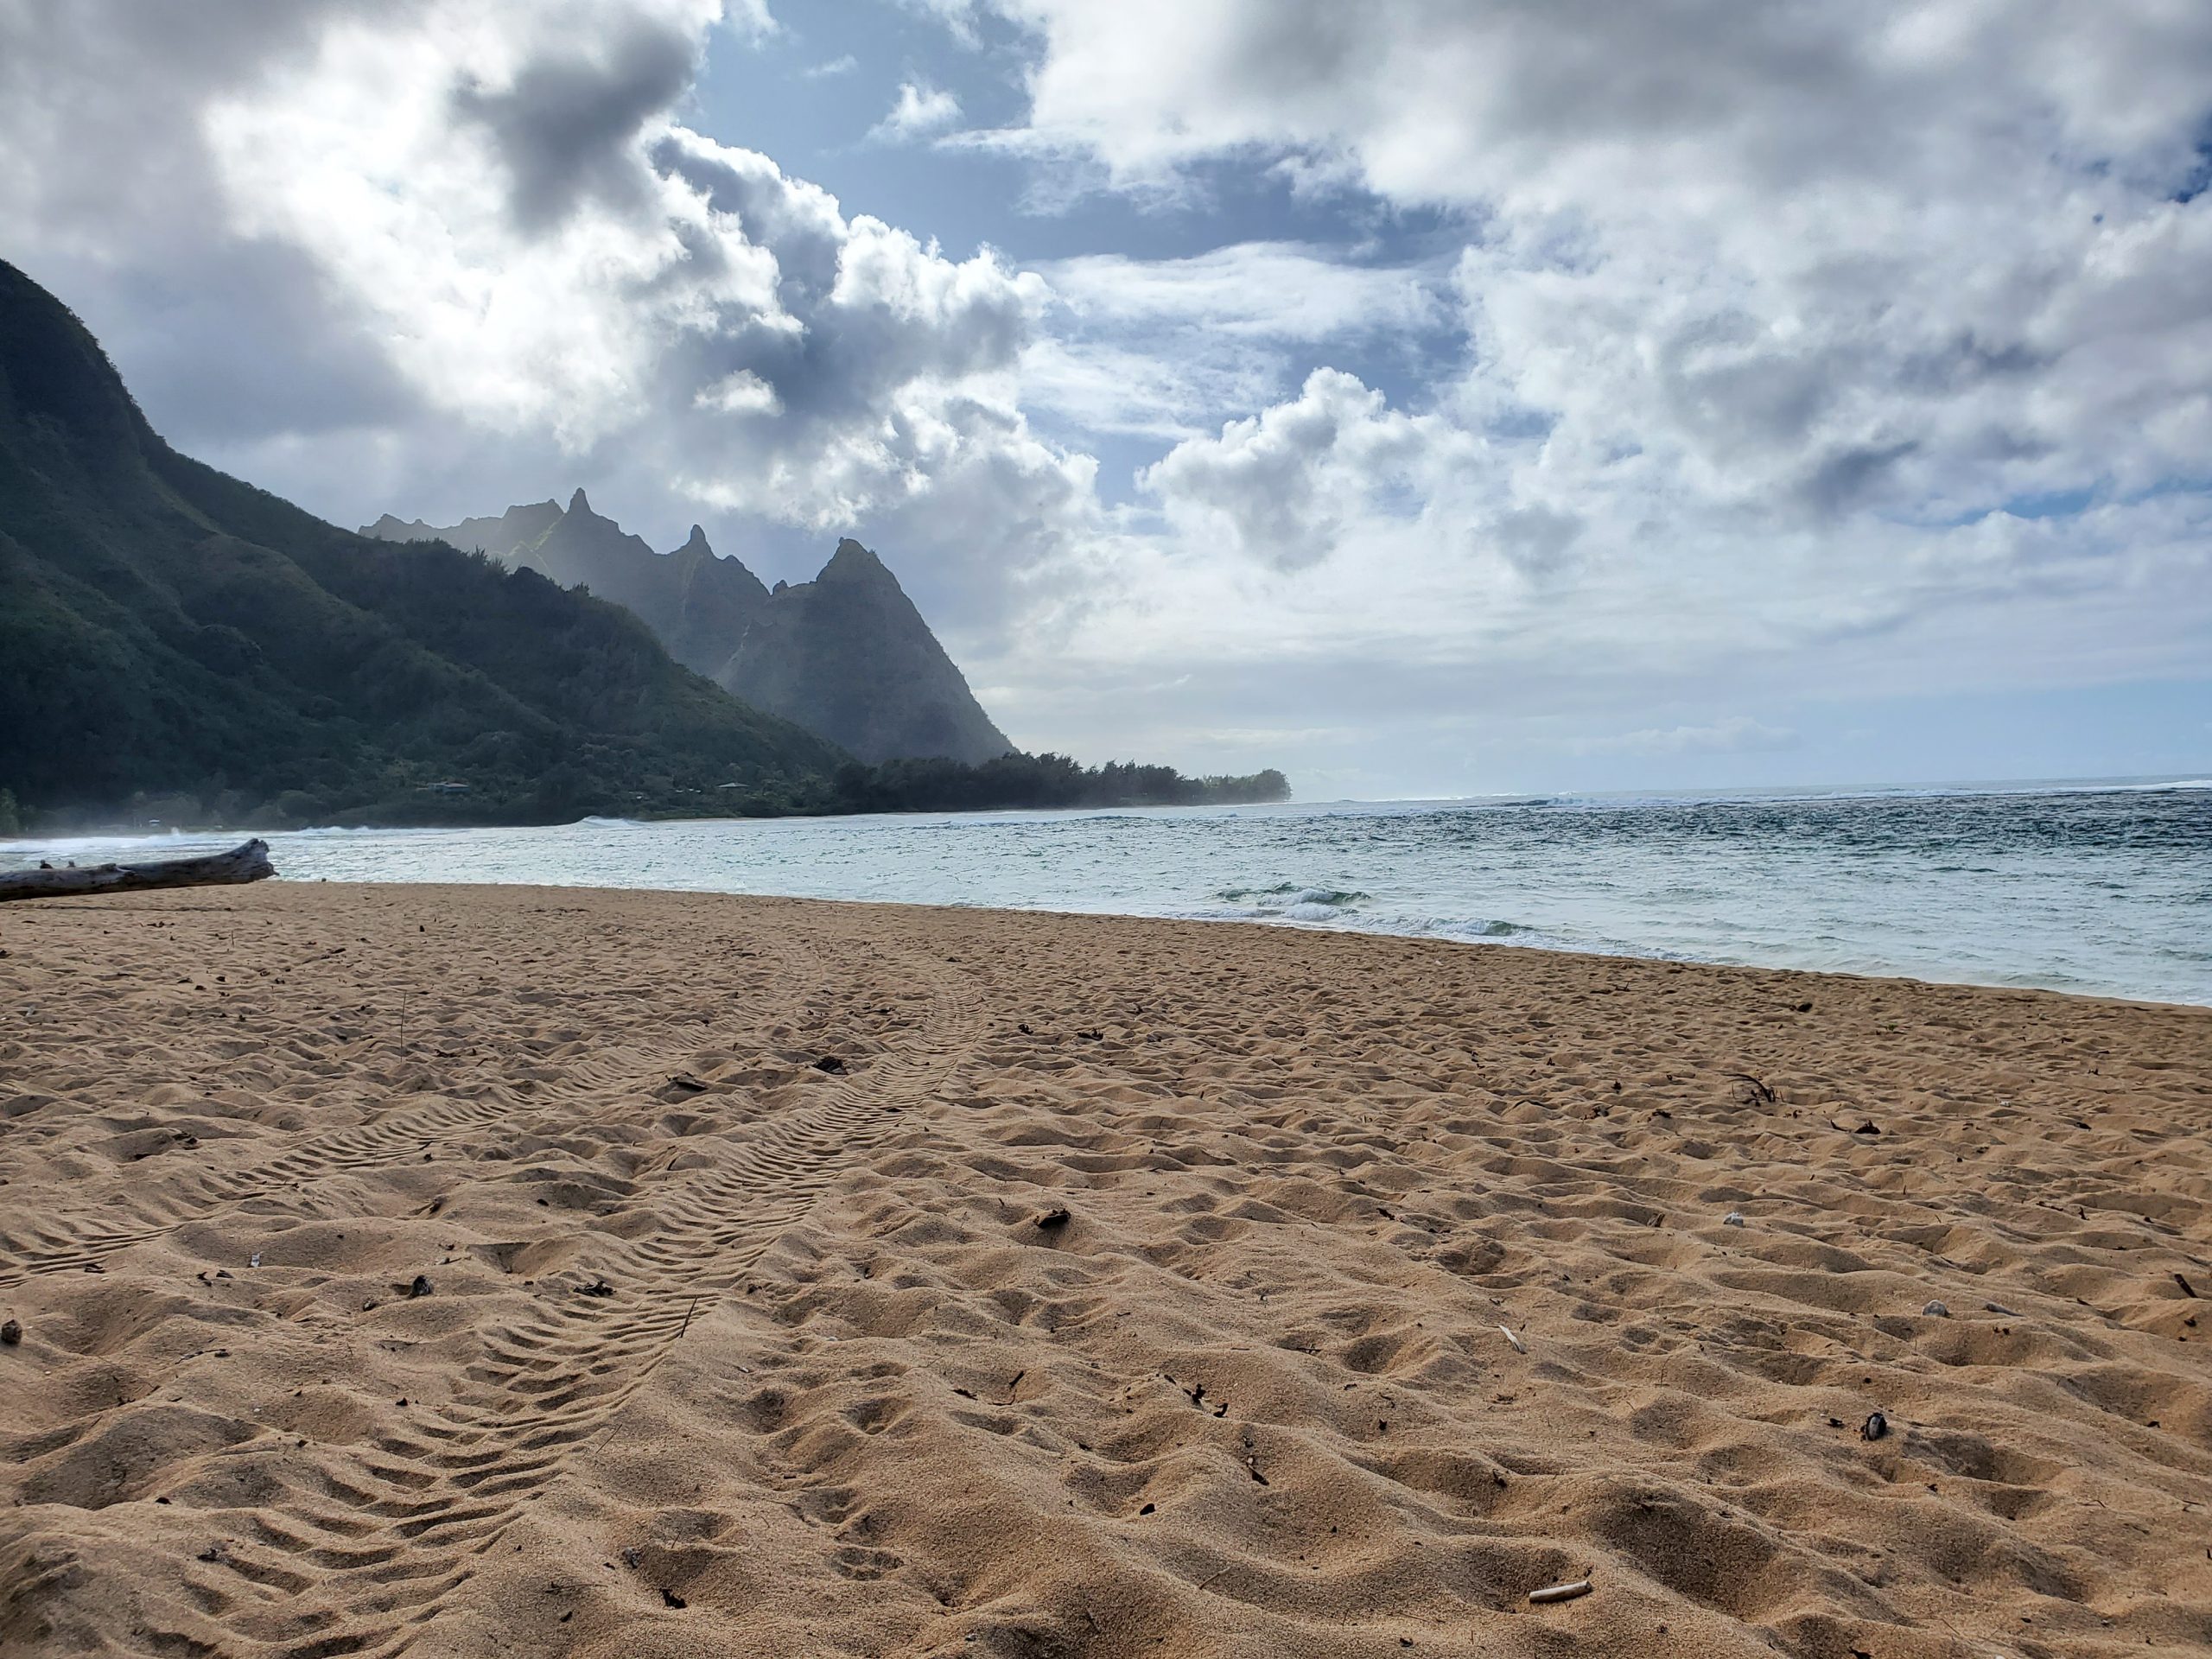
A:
[819,755,1291,814]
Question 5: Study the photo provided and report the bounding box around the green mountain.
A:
[365,499,1014,766]
[0,258,849,827]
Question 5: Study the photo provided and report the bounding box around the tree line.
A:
[0,754,1290,836]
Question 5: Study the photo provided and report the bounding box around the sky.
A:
[2,0,2209,798]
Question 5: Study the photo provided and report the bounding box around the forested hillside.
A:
[0,258,847,826]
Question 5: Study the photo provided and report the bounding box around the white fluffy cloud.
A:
[1140,368,1491,573]
[197,3,1070,536]
[972,0,2212,531]
[872,80,963,141]
[953,0,2212,741]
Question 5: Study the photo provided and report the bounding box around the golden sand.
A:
[3,884,2210,1657]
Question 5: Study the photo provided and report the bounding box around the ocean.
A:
[4,779,2207,1006]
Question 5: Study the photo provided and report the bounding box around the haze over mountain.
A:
[365,497,1014,766]
[366,493,772,690]
[0,257,846,825]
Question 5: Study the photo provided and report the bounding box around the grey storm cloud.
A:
[0,0,433,444]
[984,0,2212,199]
[453,22,703,232]
[648,133,1041,428]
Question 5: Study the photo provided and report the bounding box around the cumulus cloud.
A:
[720,0,779,40]
[0,0,425,443]
[938,0,2212,763]
[1140,368,1485,571]
[987,3,2212,530]
[871,80,963,142]
[198,5,1056,517]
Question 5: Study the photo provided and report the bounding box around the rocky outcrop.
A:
[366,492,771,680]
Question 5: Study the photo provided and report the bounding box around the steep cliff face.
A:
[365,499,1012,765]
[717,540,1013,766]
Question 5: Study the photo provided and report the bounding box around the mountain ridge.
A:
[0,257,848,825]
[364,498,1014,766]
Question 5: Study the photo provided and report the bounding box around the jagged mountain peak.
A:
[819,537,894,586]
[365,493,760,678]
[719,538,1010,766]
[359,499,560,561]
[363,493,1009,766]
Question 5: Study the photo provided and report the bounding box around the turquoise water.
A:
[4,780,2208,1005]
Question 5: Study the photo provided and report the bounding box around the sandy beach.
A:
[3,884,2211,1659]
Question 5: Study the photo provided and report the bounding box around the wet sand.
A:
[3,883,2211,1657]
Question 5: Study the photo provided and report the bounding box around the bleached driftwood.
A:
[0,838,275,903]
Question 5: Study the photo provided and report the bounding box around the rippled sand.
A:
[3,884,2210,1657]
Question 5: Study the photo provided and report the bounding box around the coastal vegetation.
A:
[4,754,1291,835]
[819,753,1290,816]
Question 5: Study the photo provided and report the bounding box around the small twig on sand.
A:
[1730,1071,1777,1107]
[678,1295,702,1338]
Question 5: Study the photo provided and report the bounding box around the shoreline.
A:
[5,882,2211,1655]
[7,782,2204,1010]
[19,868,2209,1012]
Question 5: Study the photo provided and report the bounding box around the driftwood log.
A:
[0,838,275,903]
